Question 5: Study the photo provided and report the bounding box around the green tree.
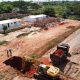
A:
[3,25,8,34]
[12,1,28,13]
[54,5,68,18]
[30,3,41,9]
[43,6,55,17]
[0,3,4,13]
[2,4,13,13]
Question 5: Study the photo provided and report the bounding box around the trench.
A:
[3,56,32,74]
[3,56,22,71]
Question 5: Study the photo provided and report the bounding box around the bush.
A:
[43,6,55,17]
[68,15,80,20]
[31,53,39,59]
[2,25,8,34]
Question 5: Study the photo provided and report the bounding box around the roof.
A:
[27,14,46,19]
[0,19,21,25]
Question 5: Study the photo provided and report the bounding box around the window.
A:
[8,23,9,27]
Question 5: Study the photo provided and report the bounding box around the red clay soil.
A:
[0,19,79,58]
[0,19,80,80]
[26,67,37,78]
[13,75,32,80]
[38,57,51,65]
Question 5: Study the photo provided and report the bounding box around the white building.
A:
[23,14,47,22]
[0,19,21,31]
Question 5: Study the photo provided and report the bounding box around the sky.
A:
[0,0,80,2]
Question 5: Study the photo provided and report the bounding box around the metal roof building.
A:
[23,14,47,22]
[0,19,21,31]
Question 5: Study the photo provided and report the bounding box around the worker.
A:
[7,48,12,57]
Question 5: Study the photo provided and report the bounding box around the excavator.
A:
[34,43,70,80]
[4,43,70,80]
[34,64,60,80]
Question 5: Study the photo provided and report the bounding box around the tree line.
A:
[0,1,80,20]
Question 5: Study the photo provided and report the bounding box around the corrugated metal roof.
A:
[0,19,21,25]
[25,14,46,19]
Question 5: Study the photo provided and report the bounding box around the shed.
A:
[0,19,21,31]
[23,14,47,22]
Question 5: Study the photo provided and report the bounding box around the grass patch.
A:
[68,15,80,20]
[34,26,80,57]
[30,53,39,59]
[0,41,9,45]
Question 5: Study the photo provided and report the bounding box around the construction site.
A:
[0,17,80,80]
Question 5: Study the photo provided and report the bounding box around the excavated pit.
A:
[3,56,22,71]
[3,56,33,74]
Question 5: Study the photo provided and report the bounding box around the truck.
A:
[50,43,70,66]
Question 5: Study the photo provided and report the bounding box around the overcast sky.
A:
[0,0,80,2]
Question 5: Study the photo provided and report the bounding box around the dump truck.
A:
[34,64,60,80]
[50,43,70,66]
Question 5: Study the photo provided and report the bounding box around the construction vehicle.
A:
[34,64,60,80]
[50,43,70,66]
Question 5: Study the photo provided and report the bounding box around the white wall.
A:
[9,21,21,29]
[0,21,21,31]
[23,15,47,22]
[26,17,36,22]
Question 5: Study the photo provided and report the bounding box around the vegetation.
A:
[43,6,55,17]
[31,53,39,59]
[0,25,26,34]
[2,25,8,34]
[0,1,80,20]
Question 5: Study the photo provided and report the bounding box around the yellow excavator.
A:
[34,64,60,80]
